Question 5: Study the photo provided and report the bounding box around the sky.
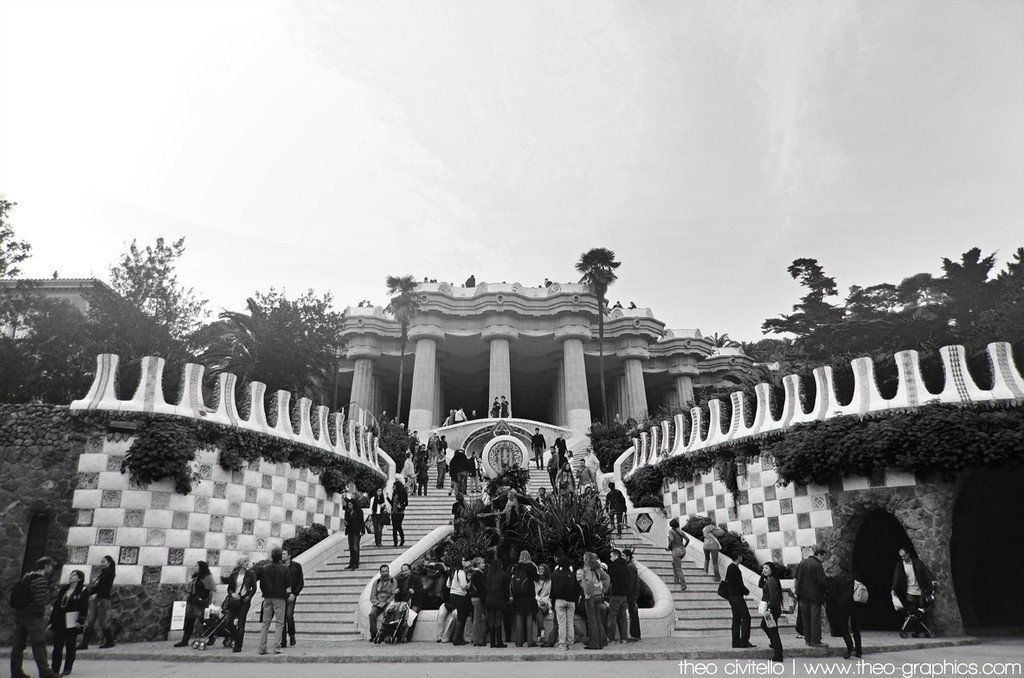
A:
[1,0,1021,342]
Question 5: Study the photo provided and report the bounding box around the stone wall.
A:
[0,405,86,645]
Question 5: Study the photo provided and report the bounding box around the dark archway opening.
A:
[952,466,1024,634]
[21,512,50,575]
[852,509,912,630]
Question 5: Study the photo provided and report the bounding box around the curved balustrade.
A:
[619,341,1023,480]
[70,354,389,482]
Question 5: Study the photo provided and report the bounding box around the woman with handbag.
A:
[666,518,691,590]
[50,569,89,675]
[370,488,388,547]
[174,561,216,647]
[77,555,116,650]
[759,562,784,662]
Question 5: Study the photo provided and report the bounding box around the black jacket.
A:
[89,567,115,599]
[724,563,749,597]
[49,582,89,630]
[550,566,579,602]
[607,559,636,596]
[345,505,366,535]
[287,561,305,596]
[258,561,291,599]
[892,557,935,602]
[221,566,258,601]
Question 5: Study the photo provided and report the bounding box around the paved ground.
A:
[4,637,1021,677]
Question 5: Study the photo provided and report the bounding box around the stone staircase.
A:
[294,464,461,641]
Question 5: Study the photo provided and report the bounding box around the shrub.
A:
[504,491,613,564]
[681,515,759,571]
[121,419,201,493]
[282,522,329,558]
[485,467,530,497]
[623,465,665,508]
[588,420,632,472]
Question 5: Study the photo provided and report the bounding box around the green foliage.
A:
[282,522,329,558]
[199,289,344,402]
[375,418,415,462]
[680,515,760,571]
[113,413,385,497]
[385,274,419,422]
[441,529,500,568]
[0,196,30,281]
[576,247,621,424]
[121,419,202,494]
[588,420,632,472]
[505,491,613,564]
[623,464,665,508]
[109,237,207,343]
[485,467,530,497]
[762,403,1024,486]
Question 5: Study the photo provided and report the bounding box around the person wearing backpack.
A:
[49,568,89,675]
[548,552,578,650]
[10,556,58,678]
[77,555,116,650]
[510,558,538,647]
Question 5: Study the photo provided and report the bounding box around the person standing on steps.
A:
[547,447,559,490]
[50,568,89,676]
[531,428,546,470]
[344,498,366,569]
[256,547,290,655]
[795,546,829,648]
[499,395,510,418]
[667,518,691,590]
[370,488,388,547]
[490,398,500,418]
[623,549,641,641]
[759,562,784,662]
[606,482,626,537]
[281,548,304,648]
[389,479,409,547]
[78,555,116,650]
[436,435,449,490]
[220,554,257,653]
[11,556,58,678]
[725,553,755,649]
[701,523,723,581]
[605,549,633,644]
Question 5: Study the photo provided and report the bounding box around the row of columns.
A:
[349,325,683,435]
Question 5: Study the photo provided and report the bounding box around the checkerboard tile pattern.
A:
[664,459,918,566]
[65,434,343,586]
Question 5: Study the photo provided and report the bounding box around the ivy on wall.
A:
[626,403,1024,510]
[113,414,385,497]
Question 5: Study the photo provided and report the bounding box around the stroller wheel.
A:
[191,639,201,649]
[899,631,909,639]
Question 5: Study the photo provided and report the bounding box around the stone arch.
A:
[21,511,51,575]
[820,482,963,635]
[852,509,912,629]
[951,466,1024,632]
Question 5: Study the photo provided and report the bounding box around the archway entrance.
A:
[852,509,911,630]
[952,466,1024,633]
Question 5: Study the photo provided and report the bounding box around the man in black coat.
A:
[344,499,366,569]
[281,548,304,648]
[795,546,829,647]
[221,554,258,652]
[531,428,546,470]
[606,549,635,642]
[724,554,754,648]
[605,482,627,537]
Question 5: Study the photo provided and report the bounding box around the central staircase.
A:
[294,465,458,640]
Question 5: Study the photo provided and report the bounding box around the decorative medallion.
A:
[634,512,654,534]
[486,439,523,475]
[491,420,512,437]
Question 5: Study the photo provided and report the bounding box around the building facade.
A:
[338,280,754,439]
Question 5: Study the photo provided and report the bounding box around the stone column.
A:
[348,349,379,421]
[483,322,518,416]
[675,374,695,409]
[616,374,628,422]
[619,345,650,421]
[408,328,444,435]
[553,359,565,427]
[556,324,592,436]
[432,361,445,429]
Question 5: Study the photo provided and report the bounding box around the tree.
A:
[707,332,739,351]
[385,275,419,423]
[109,237,207,343]
[200,289,344,401]
[576,247,621,424]
[0,196,30,280]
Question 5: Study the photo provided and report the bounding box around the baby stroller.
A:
[898,590,936,639]
[374,601,410,644]
[191,602,234,650]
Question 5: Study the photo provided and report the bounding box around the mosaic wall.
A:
[663,457,917,567]
[63,433,343,586]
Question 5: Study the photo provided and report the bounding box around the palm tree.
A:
[386,275,419,424]
[575,247,621,424]
[708,332,740,352]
